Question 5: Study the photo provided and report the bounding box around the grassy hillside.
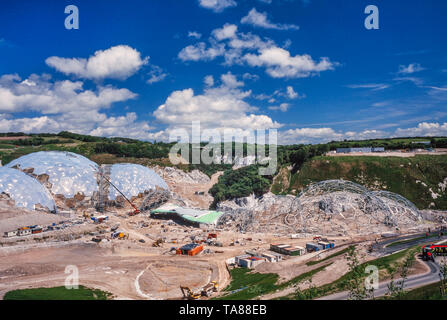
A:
[273,155,447,210]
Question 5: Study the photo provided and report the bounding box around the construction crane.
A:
[93,166,140,216]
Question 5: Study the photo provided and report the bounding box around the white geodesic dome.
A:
[108,163,168,200]
[6,151,99,198]
[0,167,56,211]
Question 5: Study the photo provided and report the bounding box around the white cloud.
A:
[46,45,148,80]
[146,65,168,84]
[242,73,260,81]
[153,72,281,136]
[269,103,290,112]
[198,0,236,12]
[179,25,335,78]
[398,63,425,74]
[188,31,202,39]
[0,72,158,140]
[346,83,390,91]
[178,42,225,61]
[0,73,136,114]
[279,127,389,144]
[280,127,344,144]
[212,23,238,41]
[241,8,299,30]
[244,46,335,78]
[204,75,215,87]
[286,86,298,99]
[394,122,447,137]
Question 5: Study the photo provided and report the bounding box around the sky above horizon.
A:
[0,0,446,144]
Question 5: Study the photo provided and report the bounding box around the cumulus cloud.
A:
[153,72,281,139]
[278,122,447,145]
[212,23,238,41]
[398,63,425,74]
[0,73,136,114]
[198,0,236,12]
[178,24,335,78]
[178,42,225,62]
[394,122,447,137]
[244,46,335,78]
[0,72,159,140]
[241,8,299,30]
[46,45,148,80]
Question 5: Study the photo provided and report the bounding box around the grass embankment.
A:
[215,263,331,300]
[383,281,447,300]
[3,285,113,300]
[306,247,352,266]
[386,234,441,248]
[279,155,447,210]
[278,245,421,300]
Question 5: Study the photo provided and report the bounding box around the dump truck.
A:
[200,281,218,297]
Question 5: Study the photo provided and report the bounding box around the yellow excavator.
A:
[180,281,218,300]
[180,286,201,300]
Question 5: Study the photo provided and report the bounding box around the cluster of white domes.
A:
[0,167,56,211]
[1,151,168,212]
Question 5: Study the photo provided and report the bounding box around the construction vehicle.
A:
[111,231,129,240]
[180,286,201,300]
[422,241,447,261]
[93,166,140,216]
[200,281,218,297]
[180,281,218,300]
[152,238,164,247]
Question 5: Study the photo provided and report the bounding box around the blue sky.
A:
[0,0,446,144]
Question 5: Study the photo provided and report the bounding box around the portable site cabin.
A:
[31,227,43,234]
[318,241,334,249]
[238,256,265,269]
[261,251,283,262]
[176,243,203,256]
[17,229,32,236]
[306,242,323,252]
[270,244,305,256]
[284,246,305,256]
[3,230,18,238]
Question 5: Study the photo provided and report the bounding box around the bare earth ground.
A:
[0,166,440,300]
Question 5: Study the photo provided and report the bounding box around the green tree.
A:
[345,245,374,300]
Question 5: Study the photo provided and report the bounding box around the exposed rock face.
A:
[157,167,210,184]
